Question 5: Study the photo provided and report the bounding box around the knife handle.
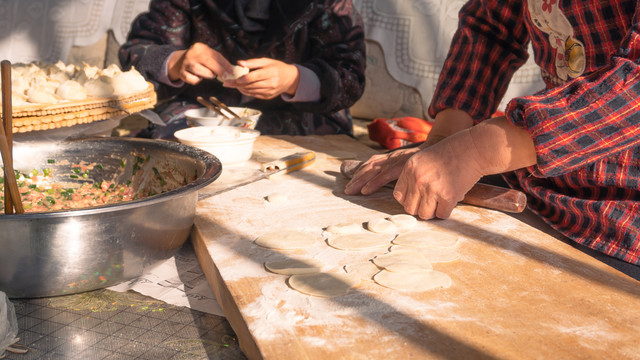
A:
[261,151,316,174]
[340,159,527,213]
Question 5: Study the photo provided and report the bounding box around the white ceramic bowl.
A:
[185,107,261,129]
[174,126,260,166]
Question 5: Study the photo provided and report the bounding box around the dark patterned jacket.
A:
[119,0,366,137]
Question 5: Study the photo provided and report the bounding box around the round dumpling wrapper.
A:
[373,269,452,291]
[288,272,358,297]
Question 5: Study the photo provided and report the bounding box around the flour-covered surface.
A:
[192,135,640,360]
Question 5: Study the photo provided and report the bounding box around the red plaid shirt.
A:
[429,0,640,264]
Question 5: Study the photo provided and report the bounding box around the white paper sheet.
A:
[109,243,224,316]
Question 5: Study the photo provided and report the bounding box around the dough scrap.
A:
[387,214,418,231]
[343,261,381,281]
[392,231,458,248]
[325,222,363,235]
[366,218,398,234]
[288,272,357,297]
[390,246,459,263]
[373,269,452,291]
[265,258,323,275]
[371,251,432,270]
[326,232,393,251]
[254,230,317,250]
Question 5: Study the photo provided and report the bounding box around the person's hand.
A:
[345,109,475,196]
[223,58,300,99]
[392,116,537,219]
[393,130,484,220]
[167,42,234,85]
[344,147,421,195]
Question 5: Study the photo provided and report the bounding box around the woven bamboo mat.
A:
[6,83,156,133]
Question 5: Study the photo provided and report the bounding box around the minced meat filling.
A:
[0,159,168,213]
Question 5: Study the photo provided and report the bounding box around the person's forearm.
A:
[420,109,475,148]
[283,64,300,96]
[167,50,186,82]
[467,116,537,175]
[156,51,185,87]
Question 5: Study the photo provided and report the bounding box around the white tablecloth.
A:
[353,0,546,117]
[0,0,150,64]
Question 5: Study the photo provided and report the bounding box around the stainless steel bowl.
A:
[0,137,221,298]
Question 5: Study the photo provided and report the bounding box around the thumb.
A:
[238,58,271,70]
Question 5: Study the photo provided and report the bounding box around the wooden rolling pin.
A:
[341,159,527,213]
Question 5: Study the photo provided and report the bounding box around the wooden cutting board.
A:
[192,135,640,360]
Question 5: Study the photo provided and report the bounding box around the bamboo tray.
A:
[6,82,156,133]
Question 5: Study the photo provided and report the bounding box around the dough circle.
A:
[390,246,460,263]
[254,230,316,249]
[371,251,432,270]
[326,233,393,250]
[367,218,398,234]
[388,214,418,231]
[325,222,363,235]
[373,269,452,291]
[343,261,381,281]
[265,258,323,275]
[392,231,459,248]
[383,262,430,273]
[288,272,356,297]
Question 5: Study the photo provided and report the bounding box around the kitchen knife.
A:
[199,151,316,200]
[340,159,527,213]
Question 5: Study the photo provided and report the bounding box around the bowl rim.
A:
[174,125,260,145]
[184,106,262,120]
[0,137,222,220]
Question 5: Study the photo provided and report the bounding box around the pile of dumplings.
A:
[7,61,150,107]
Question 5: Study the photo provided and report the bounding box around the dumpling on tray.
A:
[56,80,87,101]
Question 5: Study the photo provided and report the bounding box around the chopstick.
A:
[197,96,231,120]
[0,60,24,214]
[209,96,241,120]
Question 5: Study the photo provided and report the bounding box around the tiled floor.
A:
[5,290,247,360]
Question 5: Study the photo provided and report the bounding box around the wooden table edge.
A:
[191,229,264,360]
